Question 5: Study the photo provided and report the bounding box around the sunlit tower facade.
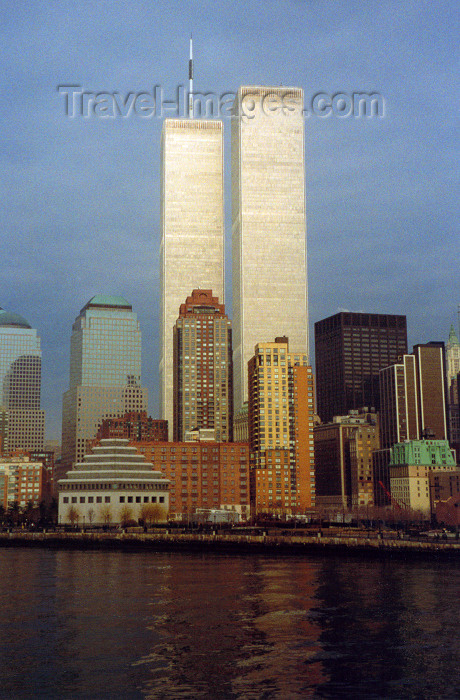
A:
[0,308,45,452]
[61,295,147,472]
[247,337,315,513]
[173,289,232,442]
[446,323,460,446]
[160,118,224,438]
[231,86,308,412]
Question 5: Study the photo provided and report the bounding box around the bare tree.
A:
[100,505,111,526]
[87,508,95,525]
[140,503,165,526]
[119,505,134,527]
[67,506,80,526]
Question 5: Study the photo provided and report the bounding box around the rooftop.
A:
[80,295,132,314]
[0,308,31,329]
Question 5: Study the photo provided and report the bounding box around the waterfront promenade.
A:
[0,529,458,558]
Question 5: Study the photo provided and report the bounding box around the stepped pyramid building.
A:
[58,438,169,525]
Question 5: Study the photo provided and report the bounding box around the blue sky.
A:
[1,0,458,439]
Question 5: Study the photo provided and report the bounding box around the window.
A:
[63,497,69,504]
[128,496,133,503]
[96,496,102,503]
[119,496,125,503]
[104,496,110,503]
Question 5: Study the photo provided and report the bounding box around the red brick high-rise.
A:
[173,290,233,442]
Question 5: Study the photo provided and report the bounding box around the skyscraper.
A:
[173,289,232,442]
[0,308,45,452]
[413,342,448,440]
[379,354,419,449]
[231,86,308,412]
[160,119,224,438]
[61,295,147,471]
[315,312,407,423]
[247,337,315,513]
[446,325,460,445]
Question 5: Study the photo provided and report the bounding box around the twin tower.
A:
[160,86,309,435]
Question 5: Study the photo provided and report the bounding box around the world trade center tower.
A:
[231,86,308,411]
[160,119,224,437]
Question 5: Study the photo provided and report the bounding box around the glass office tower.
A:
[61,295,147,471]
[0,308,45,452]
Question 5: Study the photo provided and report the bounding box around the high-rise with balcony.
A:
[247,337,315,514]
[160,119,224,438]
[61,295,147,472]
[173,289,232,442]
[0,308,45,452]
[231,86,308,412]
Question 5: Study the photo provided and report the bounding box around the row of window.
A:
[60,482,167,491]
[63,495,165,504]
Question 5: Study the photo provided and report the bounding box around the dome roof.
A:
[0,308,31,329]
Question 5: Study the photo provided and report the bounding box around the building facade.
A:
[58,439,169,526]
[173,289,232,442]
[160,119,224,438]
[61,295,147,472]
[93,412,168,444]
[231,86,308,412]
[379,354,419,450]
[315,312,407,424]
[446,325,460,447]
[413,343,448,440]
[247,338,315,513]
[0,308,45,453]
[135,440,250,521]
[0,455,51,509]
[389,439,456,515]
[314,410,379,511]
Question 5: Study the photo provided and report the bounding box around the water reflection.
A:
[0,549,458,699]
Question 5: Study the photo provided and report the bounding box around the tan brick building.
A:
[248,337,315,514]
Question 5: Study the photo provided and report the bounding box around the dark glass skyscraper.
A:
[315,312,407,423]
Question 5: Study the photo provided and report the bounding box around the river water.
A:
[0,548,458,699]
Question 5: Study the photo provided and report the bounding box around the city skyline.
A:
[2,1,458,438]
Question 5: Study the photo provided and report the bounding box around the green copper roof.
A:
[80,295,132,314]
[390,439,455,467]
[448,324,459,345]
[0,308,31,329]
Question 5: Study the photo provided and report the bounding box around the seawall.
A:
[0,531,459,559]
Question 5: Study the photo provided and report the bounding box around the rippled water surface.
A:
[0,548,458,698]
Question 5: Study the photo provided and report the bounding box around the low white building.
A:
[58,438,169,525]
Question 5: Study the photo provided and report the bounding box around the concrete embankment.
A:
[0,531,459,559]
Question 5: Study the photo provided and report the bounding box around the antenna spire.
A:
[189,35,194,118]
